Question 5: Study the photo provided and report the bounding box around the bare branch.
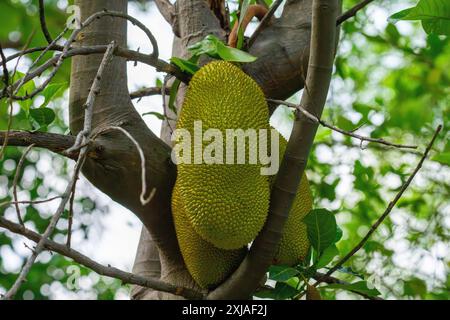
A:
[0,196,62,208]
[12,144,35,226]
[0,131,78,159]
[248,0,284,48]
[0,216,204,300]
[316,125,442,286]
[2,45,189,99]
[0,43,9,97]
[13,28,69,98]
[4,9,160,101]
[336,0,375,25]
[66,190,75,248]
[154,0,176,26]
[268,99,418,150]
[38,0,53,44]
[130,86,170,100]
[208,0,340,300]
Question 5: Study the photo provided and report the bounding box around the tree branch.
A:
[154,0,177,29]
[268,99,418,150]
[1,44,190,101]
[130,86,170,100]
[0,216,204,300]
[336,0,375,25]
[0,131,78,159]
[12,144,35,226]
[247,0,284,48]
[208,0,339,300]
[318,125,442,284]
[38,0,53,44]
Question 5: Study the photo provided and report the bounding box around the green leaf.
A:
[142,111,166,120]
[403,277,427,297]
[268,265,299,282]
[215,43,258,63]
[188,35,257,63]
[39,82,66,108]
[316,244,339,269]
[335,225,343,243]
[29,107,55,129]
[253,283,299,300]
[13,71,36,113]
[389,0,450,35]
[389,8,415,23]
[324,281,381,297]
[170,57,200,75]
[432,152,450,166]
[273,282,298,299]
[303,209,337,254]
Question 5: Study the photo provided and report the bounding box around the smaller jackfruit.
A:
[271,132,312,266]
[172,182,247,288]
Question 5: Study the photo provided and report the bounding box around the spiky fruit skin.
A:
[175,61,270,249]
[172,182,247,288]
[271,133,312,265]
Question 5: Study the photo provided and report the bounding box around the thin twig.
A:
[6,10,159,101]
[66,184,76,248]
[268,99,418,150]
[0,32,35,160]
[0,97,13,161]
[336,0,375,25]
[130,86,170,100]
[13,27,69,97]
[318,125,442,285]
[162,74,174,134]
[0,196,62,208]
[38,0,53,44]
[248,0,284,48]
[12,144,35,225]
[0,216,204,300]
[0,43,9,97]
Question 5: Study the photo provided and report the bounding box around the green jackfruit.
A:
[271,132,312,266]
[174,61,270,249]
[172,182,246,288]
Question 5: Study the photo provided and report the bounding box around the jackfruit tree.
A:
[0,0,448,300]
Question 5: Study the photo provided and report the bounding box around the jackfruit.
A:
[271,132,312,266]
[172,182,247,288]
[173,60,270,249]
